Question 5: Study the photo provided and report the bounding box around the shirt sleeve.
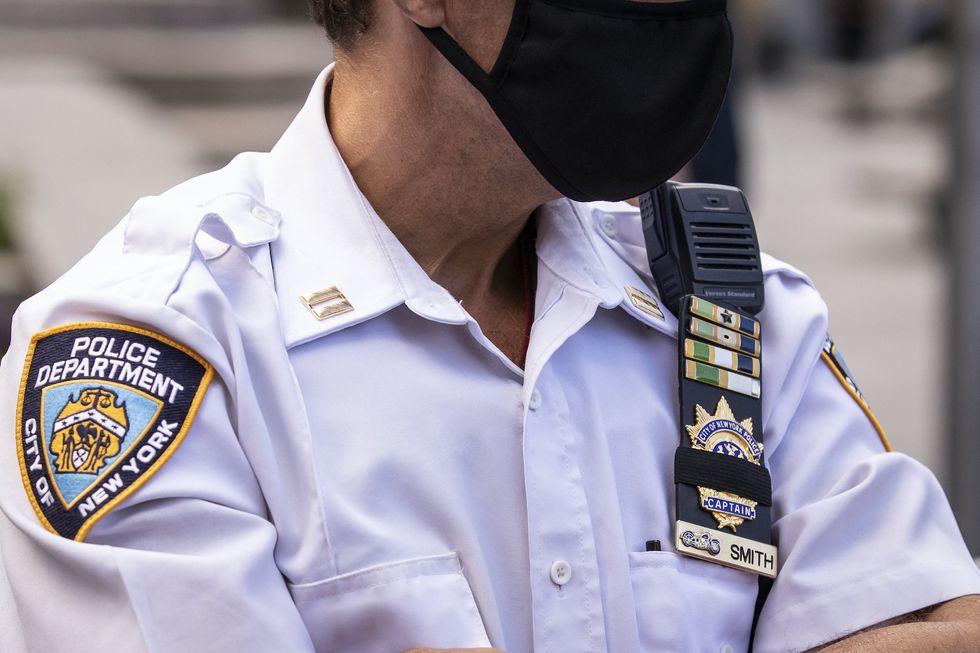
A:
[753,301,980,651]
[0,306,315,652]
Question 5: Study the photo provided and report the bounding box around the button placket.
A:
[522,369,606,651]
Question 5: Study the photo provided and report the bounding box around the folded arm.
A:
[814,595,980,652]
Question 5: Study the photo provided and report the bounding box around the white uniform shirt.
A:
[2,67,978,653]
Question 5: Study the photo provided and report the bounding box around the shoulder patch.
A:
[16,322,213,540]
[821,336,892,451]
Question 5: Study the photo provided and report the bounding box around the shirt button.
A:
[528,389,542,411]
[251,206,274,224]
[550,560,572,586]
[599,213,618,238]
[720,644,734,653]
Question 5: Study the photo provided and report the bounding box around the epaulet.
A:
[119,190,281,305]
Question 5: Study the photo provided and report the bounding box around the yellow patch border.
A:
[16,321,214,541]
[820,350,892,452]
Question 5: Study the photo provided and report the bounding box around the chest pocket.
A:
[287,552,491,652]
[629,551,758,652]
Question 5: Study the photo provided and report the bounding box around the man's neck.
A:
[326,47,558,365]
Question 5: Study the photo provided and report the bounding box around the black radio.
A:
[640,182,765,317]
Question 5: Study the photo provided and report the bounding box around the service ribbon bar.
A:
[689,318,760,357]
[690,297,760,338]
[685,360,761,398]
[685,338,760,378]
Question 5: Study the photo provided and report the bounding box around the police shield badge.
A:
[685,396,762,531]
[16,323,213,540]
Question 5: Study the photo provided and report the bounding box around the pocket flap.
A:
[288,552,491,652]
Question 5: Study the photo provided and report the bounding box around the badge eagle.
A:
[686,396,763,532]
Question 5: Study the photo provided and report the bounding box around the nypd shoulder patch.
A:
[821,335,892,452]
[16,322,213,541]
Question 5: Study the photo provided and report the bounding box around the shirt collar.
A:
[264,66,677,349]
[537,199,679,337]
[592,202,680,334]
[264,66,468,349]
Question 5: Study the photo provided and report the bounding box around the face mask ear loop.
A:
[489,0,531,83]
[417,0,530,87]
[418,26,499,97]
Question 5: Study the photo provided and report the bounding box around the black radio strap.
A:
[641,183,776,649]
[672,295,776,578]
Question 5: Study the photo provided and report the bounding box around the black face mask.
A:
[419,0,733,202]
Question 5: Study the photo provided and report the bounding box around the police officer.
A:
[2,1,979,651]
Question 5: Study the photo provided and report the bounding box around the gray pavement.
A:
[0,0,275,26]
[0,24,330,89]
[0,58,202,288]
[745,49,949,480]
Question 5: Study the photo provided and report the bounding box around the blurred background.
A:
[0,0,978,554]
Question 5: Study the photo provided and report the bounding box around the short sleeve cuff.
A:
[754,558,980,653]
